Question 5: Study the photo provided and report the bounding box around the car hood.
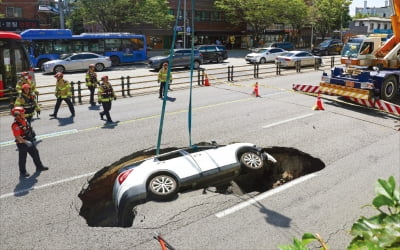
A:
[44,59,65,65]
[149,55,170,61]
[246,53,261,57]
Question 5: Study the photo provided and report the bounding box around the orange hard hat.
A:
[11,106,25,117]
[101,75,108,80]
[22,84,31,90]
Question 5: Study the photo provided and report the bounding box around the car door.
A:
[67,54,83,71]
[82,53,99,69]
[172,50,184,66]
[297,52,313,66]
[268,48,283,62]
[188,147,220,176]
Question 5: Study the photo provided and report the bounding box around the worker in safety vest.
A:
[11,106,48,178]
[157,62,172,99]
[85,64,98,106]
[16,71,39,96]
[14,84,40,124]
[49,72,75,118]
[98,75,116,123]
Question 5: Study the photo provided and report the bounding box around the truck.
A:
[320,0,400,102]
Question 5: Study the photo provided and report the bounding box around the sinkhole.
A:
[78,143,325,227]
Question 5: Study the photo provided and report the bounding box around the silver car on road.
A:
[42,52,112,74]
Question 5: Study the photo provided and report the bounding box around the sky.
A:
[349,0,388,15]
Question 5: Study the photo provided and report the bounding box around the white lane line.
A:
[0,129,78,147]
[0,171,96,199]
[215,173,317,218]
[262,113,314,129]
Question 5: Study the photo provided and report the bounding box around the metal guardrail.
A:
[0,56,341,114]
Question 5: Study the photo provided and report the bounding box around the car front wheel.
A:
[95,63,105,71]
[240,151,264,171]
[148,174,178,200]
[54,65,65,73]
[259,58,266,64]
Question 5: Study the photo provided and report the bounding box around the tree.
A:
[279,0,309,44]
[71,0,173,32]
[313,0,351,40]
[215,0,283,46]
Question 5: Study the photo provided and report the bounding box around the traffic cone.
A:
[252,82,260,97]
[312,92,325,110]
[204,73,210,86]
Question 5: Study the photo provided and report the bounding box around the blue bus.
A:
[20,29,147,69]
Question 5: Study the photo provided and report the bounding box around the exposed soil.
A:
[78,143,325,227]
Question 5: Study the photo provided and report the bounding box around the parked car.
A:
[311,39,343,56]
[245,47,287,64]
[148,49,203,70]
[195,45,228,63]
[275,50,322,67]
[113,142,277,227]
[265,42,294,51]
[42,52,112,74]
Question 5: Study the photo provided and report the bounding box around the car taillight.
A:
[284,58,291,61]
[118,169,133,184]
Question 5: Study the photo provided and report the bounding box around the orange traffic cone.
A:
[252,82,260,97]
[313,92,325,110]
[204,73,210,86]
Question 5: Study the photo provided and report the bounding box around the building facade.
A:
[0,0,297,49]
[0,0,61,31]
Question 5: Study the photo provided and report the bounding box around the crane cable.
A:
[156,0,196,155]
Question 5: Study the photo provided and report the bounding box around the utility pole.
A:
[183,0,186,48]
[59,0,65,29]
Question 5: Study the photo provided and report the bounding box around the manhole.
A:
[78,144,325,227]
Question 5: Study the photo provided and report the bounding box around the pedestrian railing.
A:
[0,56,341,114]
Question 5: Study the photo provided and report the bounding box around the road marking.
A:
[215,173,317,218]
[262,113,314,129]
[0,172,96,199]
[0,129,79,147]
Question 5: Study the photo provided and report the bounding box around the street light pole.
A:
[59,0,65,29]
[183,0,186,48]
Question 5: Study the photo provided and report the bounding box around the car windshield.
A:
[284,52,295,57]
[319,40,331,47]
[253,48,267,53]
[60,53,73,60]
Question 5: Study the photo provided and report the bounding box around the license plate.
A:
[345,81,354,87]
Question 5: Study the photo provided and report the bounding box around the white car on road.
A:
[113,142,277,227]
[42,52,112,74]
[245,47,287,64]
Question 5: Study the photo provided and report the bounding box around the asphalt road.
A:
[0,58,399,249]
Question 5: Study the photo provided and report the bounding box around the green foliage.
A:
[348,176,400,249]
[70,0,173,32]
[278,176,400,250]
[278,233,327,250]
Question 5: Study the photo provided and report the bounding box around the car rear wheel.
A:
[148,174,178,200]
[95,63,105,72]
[216,56,223,63]
[240,151,264,171]
[54,65,65,73]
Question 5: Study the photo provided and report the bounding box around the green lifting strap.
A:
[156,0,196,155]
